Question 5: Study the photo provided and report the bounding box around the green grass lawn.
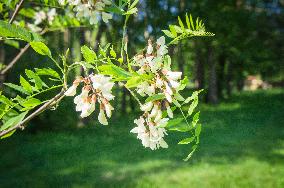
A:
[0,89,284,188]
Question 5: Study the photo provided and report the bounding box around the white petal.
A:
[165,93,172,103]
[102,12,112,23]
[65,85,77,96]
[157,36,166,46]
[140,102,153,112]
[147,44,153,54]
[149,104,158,118]
[167,71,182,80]
[98,109,108,125]
[105,103,114,118]
[159,139,168,148]
[154,110,162,123]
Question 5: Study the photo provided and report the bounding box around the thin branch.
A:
[0,43,30,75]
[0,30,46,75]
[9,0,25,24]
[0,90,65,137]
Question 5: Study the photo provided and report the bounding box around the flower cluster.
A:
[130,36,183,149]
[59,0,113,25]
[130,116,168,150]
[134,36,182,103]
[34,8,57,26]
[65,74,115,125]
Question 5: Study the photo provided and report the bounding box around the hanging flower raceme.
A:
[59,0,113,25]
[130,115,168,150]
[65,74,115,125]
[129,36,184,150]
[133,36,182,104]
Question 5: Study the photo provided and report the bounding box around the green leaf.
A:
[35,68,60,79]
[30,42,51,56]
[81,45,97,63]
[184,89,203,104]
[162,30,175,38]
[20,76,33,94]
[25,69,45,90]
[20,98,41,111]
[0,111,28,131]
[0,95,14,106]
[195,123,202,139]
[166,118,192,132]
[4,40,19,48]
[98,64,132,80]
[192,112,200,128]
[186,13,191,30]
[124,7,138,15]
[183,145,197,161]
[178,137,195,145]
[173,99,181,107]
[145,94,165,103]
[178,16,185,30]
[125,76,144,88]
[1,130,16,139]
[4,83,29,95]
[190,14,195,30]
[0,20,42,42]
[169,25,177,37]
[110,48,117,58]
[130,0,139,9]
[187,98,198,116]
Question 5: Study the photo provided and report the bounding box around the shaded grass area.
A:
[0,89,284,188]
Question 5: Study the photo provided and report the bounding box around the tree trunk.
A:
[94,22,106,52]
[207,45,218,104]
[195,42,204,90]
[225,61,233,97]
[217,54,226,98]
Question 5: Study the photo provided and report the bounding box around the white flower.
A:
[156,36,168,57]
[90,74,115,101]
[58,0,66,5]
[34,11,46,25]
[74,88,89,111]
[102,12,112,23]
[147,43,153,55]
[130,116,168,150]
[136,82,155,96]
[140,102,153,112]
[165,92,172,103]
[155,77,164,88]
[157,36,166,46]
[27,23,42,33]
[154,109,162,122]
[166,71,182,80]
[98,108,108,125]
[80,102,95,118]
[65,85,78,96]
[149,104,159,118]
[104,103,114,118]
[47,8,57,24]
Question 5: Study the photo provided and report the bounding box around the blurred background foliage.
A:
[1,0,282,130]
[0,0,284,187]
